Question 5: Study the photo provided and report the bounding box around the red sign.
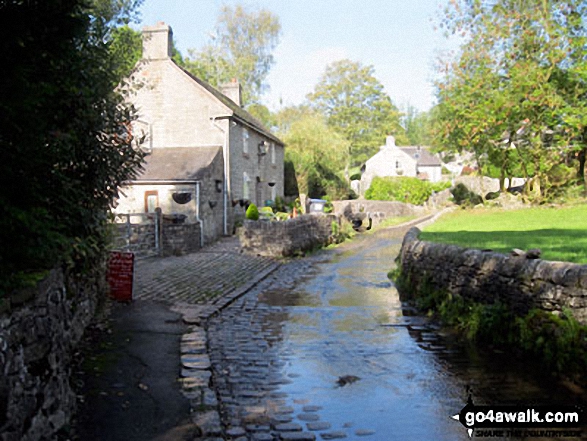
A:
[107,251,134,302]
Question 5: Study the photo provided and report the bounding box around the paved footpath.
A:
[134,237,279,306]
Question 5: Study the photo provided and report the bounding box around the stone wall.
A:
[399,227,587,324]
[239,214,338,257]
[161,223,201,256]
[454,176,526,196]
[0,268,103,440]
[332,200,427,222]
[114,214,202,258]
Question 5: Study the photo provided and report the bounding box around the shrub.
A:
[245,204,260,220]
[0,1,145,296]
[365,176,443,205]
[450,183,483,207]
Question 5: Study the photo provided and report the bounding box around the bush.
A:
[0,1,145,296]
[245,204,260,220]
[450,183,483,207]
[365,176,445,205]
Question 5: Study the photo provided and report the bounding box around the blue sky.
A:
[138,0,457,112]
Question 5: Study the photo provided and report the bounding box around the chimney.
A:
[385,135,396,148]
[220,79,242,107]
[142,22,173,60]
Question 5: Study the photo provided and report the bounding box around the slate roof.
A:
[399,147,442,167]
[136,146,222,182]
[176,63,284,146]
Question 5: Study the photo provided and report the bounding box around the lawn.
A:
[420,204,587,264]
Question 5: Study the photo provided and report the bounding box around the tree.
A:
[307,59,406,173]
[89,0,143,27]
[433,0,587,199]
[109,25,142,83]
[403,105,433,146]
[278,111,352,199]
[0,0,145,295]
[184,4,281,106]
[246,103,276,130]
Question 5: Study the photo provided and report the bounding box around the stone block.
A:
[280,432,317,440]
[193,410,222,436]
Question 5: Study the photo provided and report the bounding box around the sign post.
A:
[107,251,135,302]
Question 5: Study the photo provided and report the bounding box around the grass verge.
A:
[420,204,587,264]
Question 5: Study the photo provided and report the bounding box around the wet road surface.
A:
[208,228,586,441]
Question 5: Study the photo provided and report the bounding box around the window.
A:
[243,172,250,200]
[270,143,276,164]
[144,191,159,213]
[242,128,249,155]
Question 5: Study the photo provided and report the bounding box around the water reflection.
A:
[211,229,585,440]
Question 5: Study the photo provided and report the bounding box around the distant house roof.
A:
[399,147,442,167]
[176,64,284,147]
[135,146,222,182]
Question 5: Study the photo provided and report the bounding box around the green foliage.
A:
[182,4,281,105]
[321,195,334,214]
[402,105,433,146]
[433,0,587,200]
[0,0,145,296]
[258,206,275,220]
[364,177,442,205]
[392,269,587,374]
[329,219,355,245]
[246,103,276,130]
[245,204,259,221]
[280,111,353,199]
[517,308,587,373]
[308,59,407,169]
[109,25,142,83]
[88,0,143,27]
[450,183,483,207]
[272,196,287,213]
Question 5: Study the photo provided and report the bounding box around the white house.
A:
[360,136,442,194]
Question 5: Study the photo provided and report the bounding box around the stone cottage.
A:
[114,22,285,246]
[359,135,442,194]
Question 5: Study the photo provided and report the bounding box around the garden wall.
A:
[113,214,202,258]
[398,227,587,324]
[0,268,103,440]
[332,200,427,227]
[239,214,338,257]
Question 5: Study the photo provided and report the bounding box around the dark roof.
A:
[136,146,221,181]
[174,62,284,146]
[399,147,442,167]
